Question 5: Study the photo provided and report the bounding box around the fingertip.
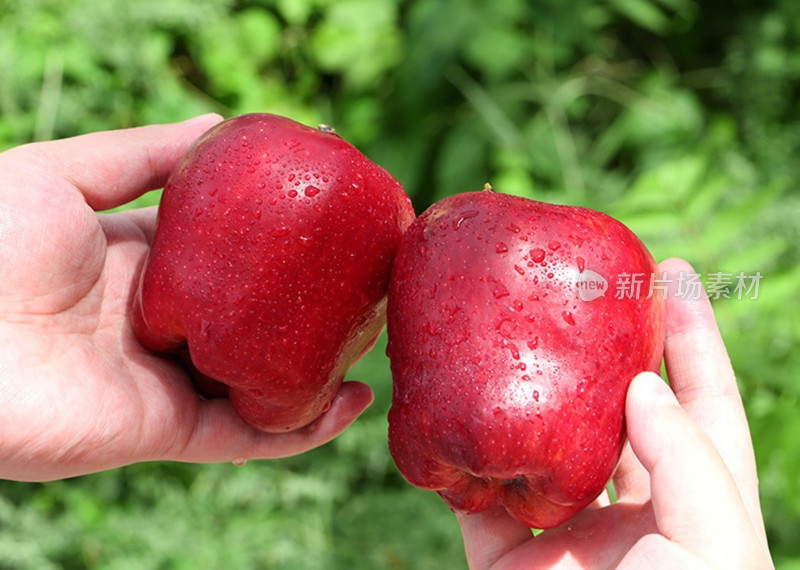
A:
[338,380,375,408]
[182,112,225,126]
[299,381,374,442]
[329,381,374,421]
[627,372,676,412]
[657,257,696,276]
[626,372,674,427]
[625,371,682,473]
[176,113,224,141]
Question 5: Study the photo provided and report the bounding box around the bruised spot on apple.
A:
[386,186,665,529]
[132,113,415,432]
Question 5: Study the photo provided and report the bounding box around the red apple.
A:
[132,113,415,432]
[386,186,665,529]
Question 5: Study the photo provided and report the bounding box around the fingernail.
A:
[635,371,677,407]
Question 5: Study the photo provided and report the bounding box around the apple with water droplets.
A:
[133,113,415,432]
[386,186,664,529]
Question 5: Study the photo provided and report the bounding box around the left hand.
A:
[0,116,373,481]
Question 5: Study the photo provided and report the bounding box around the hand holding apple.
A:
[455,258,773,569]
[0,116,377,481]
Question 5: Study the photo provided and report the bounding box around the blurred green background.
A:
[1,0,799,567]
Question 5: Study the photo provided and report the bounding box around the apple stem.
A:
[483,182,496,193]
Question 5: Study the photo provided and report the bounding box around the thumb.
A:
[12,114,223,211]
[625,372,767,566]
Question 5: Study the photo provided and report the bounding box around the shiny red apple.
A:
[386,186,665,529]
[133,113,415,432]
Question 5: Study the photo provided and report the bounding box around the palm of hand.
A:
[0,117,372,481]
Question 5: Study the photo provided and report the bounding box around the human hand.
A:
[456,258,773,569]
[0,116,374,482]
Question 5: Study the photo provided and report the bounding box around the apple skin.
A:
[133,113,415,432]
[386,187,665,529]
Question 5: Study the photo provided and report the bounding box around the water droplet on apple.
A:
[531,248,546,263]
[532,390,540,401]
[270,226,292,237]
[305,185,320,197]
[508,343,520,360]
[453,209,480,230]
[562,311,575,326]
[514,265,525,276]
[576,256,586,273]
[527,337,539,350]
[492,281,510,299]
[424,320,439,336]
[200,319,212,339]
[288,189,298,198]
[513,300,524,311]
[548,240,561,250]
[495,242,509,254]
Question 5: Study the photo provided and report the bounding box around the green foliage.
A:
[1,0,799,567]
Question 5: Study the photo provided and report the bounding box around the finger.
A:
[20,114,222,211]
[611,438,650,502]
[100,205,159,246]
[626,372,769,566]
[658,257,765,540]
[617,534,709,570]
[170,381,374,464]
[465,502,657,570]
[456,507,533,570]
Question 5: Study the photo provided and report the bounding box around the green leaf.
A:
[309,0,403,89]
[608,0,671,33]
